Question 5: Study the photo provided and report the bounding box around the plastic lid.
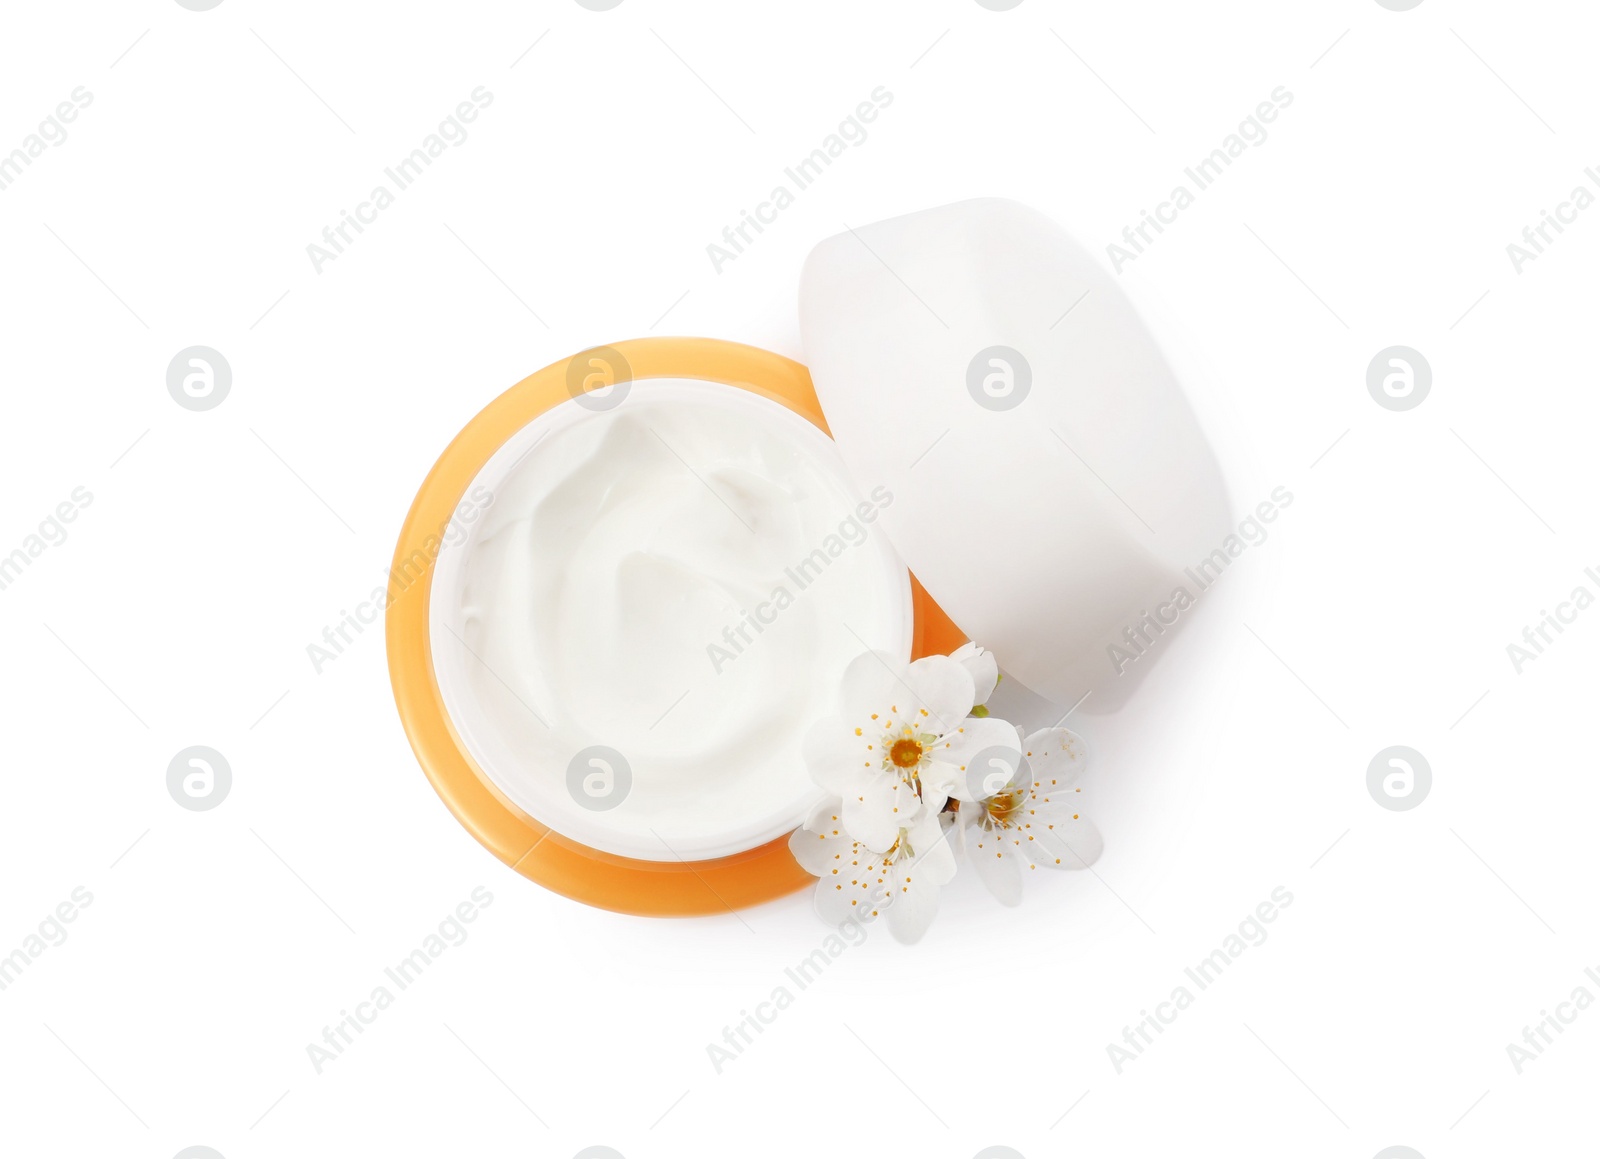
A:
[799,198,1231,711]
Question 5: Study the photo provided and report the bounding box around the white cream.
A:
[429,379,910,861]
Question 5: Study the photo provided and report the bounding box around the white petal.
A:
[788,802,850,876]
[838,650,903,721]
[814,849,888,925]
[903,653,978,735]
[801,796,843,833]
[934,715,1025,802]
[969,825,1024,906]
[914,752,961,806]
[836,650,971,747]
[841,770,916,852]
[882,835,950,944]
[1021,727,1088,790]
[951,642,1000,707]
[904,809,958,885]
[885,876,940,943]
[1026,817,1103,870]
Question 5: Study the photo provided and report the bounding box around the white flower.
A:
[964,727,1103,906]
[788,799,957,944]
[803,651,1023,851]
[950,641,1000,708]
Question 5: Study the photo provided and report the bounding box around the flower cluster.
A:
[789,644,1102,943]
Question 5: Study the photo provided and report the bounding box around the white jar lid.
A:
[800,198,1232,711]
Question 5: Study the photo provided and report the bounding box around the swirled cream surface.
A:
[429,379,911,861]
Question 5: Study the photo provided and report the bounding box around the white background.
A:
[2,1,1597,1157]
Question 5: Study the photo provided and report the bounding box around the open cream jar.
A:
[389,338,960,915]
[393,199,1231,917]
[428,377,910,862]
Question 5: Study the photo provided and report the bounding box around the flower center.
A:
[889,737,924,769]
[984,790,1024,827]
